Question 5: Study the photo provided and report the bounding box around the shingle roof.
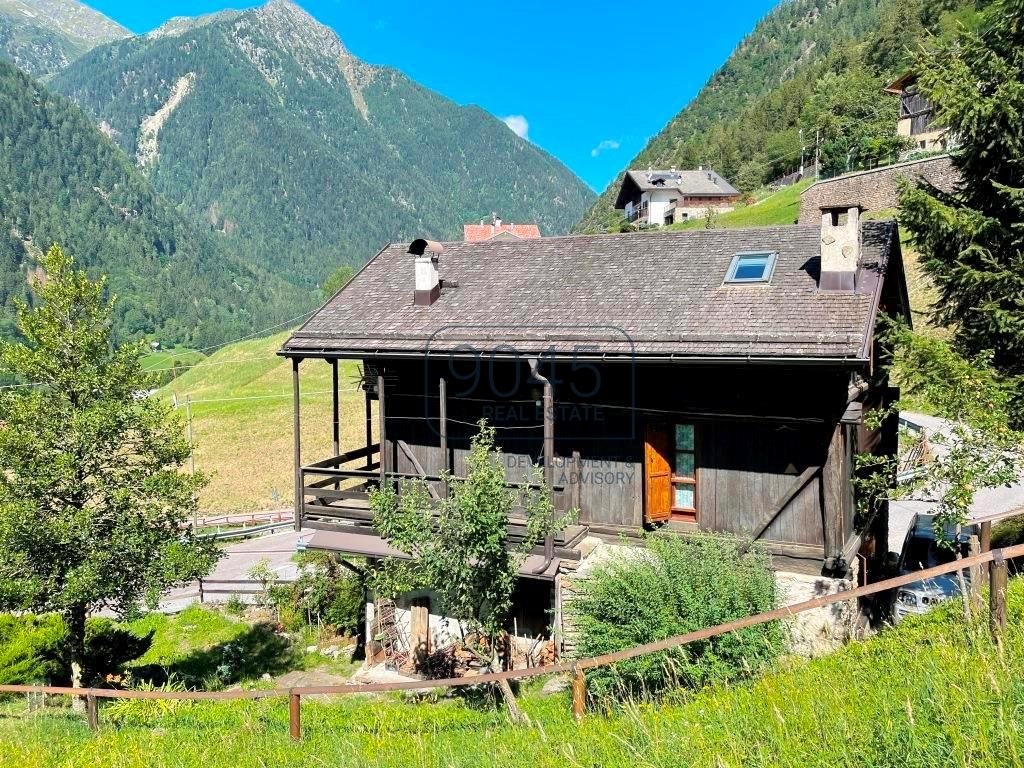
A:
[613,169,740,208]
[463,223,542,241]
[282,222,900,362]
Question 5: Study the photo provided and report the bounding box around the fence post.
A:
[86,692,99,731]
[289,691,302,741]
[199,578,204,604]
[968,535,982,611]
[571,667,586,723]
[990,550,1008,640]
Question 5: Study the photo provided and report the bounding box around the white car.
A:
[893,513,976,622]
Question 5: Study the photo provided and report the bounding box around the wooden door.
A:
[644,423,672,523]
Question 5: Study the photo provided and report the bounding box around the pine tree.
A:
[900,0,1024,420]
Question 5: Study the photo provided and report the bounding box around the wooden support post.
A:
[364,390,374,470]
[968,535,982,611]
[289,691,301,741]
[331,359,340,458]
[542,375,554,563]
[572,450,582,512]
[377,375,387,489]
[292,358,302,532]
[439,377,448,498]
[198,578,204,604]
[86,692,98,731]
[571,667,586,723]
[980,520,993,580]
[821,422,845,565]
[990,550,1008,640]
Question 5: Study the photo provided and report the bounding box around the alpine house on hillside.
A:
[614,167,741,226]
[280,204,910,660]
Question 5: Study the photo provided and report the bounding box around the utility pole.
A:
[799,128,805,177]
[817,130,822,176]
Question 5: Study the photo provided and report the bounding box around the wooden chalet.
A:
[280,206,910,614]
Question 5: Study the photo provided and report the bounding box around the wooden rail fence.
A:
[2,543,1020,739]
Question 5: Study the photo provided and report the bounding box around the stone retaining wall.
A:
[797,155,959,225]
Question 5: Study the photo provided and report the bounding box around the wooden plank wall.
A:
[370,358,851,550]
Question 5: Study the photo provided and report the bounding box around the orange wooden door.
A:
[644,424,672,523]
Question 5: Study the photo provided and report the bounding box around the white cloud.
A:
[591,139,621,157]
[502,115,529,140]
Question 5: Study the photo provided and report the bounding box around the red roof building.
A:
[463,217,541,242]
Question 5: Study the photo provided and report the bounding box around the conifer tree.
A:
[900,0,1024,420]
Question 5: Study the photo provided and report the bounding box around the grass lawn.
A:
[141,347,206,386]
[668,179,814,231]
[3,582,1023,767]
[158,332,368,513]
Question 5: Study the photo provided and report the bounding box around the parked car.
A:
[893,513,977,622]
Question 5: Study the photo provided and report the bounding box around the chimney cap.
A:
[409,238,443,257]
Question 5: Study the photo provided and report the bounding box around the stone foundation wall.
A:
[775,567,858,656]
[797,155,959,225]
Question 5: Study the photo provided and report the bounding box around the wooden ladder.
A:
[374,598,409,670]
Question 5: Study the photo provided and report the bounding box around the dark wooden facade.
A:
[291,352,897,577]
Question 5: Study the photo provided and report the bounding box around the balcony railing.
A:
[297,443,585,558]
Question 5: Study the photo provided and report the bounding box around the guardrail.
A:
[2,543,1020,740]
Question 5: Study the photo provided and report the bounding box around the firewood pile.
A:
[414,632,558,679]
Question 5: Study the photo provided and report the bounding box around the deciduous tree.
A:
[0,245,218,693]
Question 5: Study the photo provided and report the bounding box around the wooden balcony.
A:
[297,443,588,567]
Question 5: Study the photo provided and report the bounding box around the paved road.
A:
[160,529,310,613]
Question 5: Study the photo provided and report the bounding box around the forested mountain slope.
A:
[0,59,308,344]
[577,0,985,231]
[0,0,127,78]
[53,0,594,289]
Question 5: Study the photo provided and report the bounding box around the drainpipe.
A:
[528,358,555,573]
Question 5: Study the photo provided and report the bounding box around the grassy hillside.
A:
[669,180,812,230]
[158,331,367,513]
[2,579,1022,767]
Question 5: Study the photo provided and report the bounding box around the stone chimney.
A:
[409,238,442,306]
[819,205,861,291]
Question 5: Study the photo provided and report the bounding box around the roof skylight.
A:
[725,251,777,283]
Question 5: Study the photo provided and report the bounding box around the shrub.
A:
[571,533,784,703]
[273,552,364,636]
[0,614,64,685]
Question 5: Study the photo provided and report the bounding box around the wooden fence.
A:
[2,543,1021,740]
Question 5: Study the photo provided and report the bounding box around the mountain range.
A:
[0,0,127,78]
[0,0,593,345]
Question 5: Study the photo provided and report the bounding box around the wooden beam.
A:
[439,377,448,498]
[397,440,440,500]
[377,374,387,489]
[292,358,302,532]
[821,422,846,561]
[542,375,555,563]
[990,550,1008,639]
[331,359,340,457]
[364,389,373,470]
[740,465,820,552]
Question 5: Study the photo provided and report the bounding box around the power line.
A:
[152,308,319,362]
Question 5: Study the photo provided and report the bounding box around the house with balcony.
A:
[884,72,948,152]
[614,167,741,226]
[280,207,910,659]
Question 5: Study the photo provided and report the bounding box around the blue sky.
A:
[88,0,780,192]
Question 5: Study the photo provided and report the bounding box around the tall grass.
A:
[3,580,1023,767]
